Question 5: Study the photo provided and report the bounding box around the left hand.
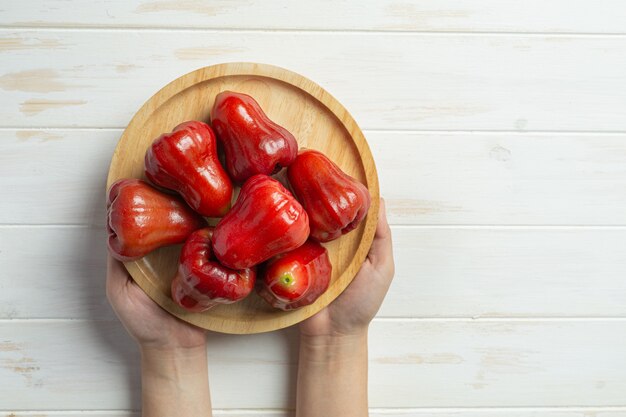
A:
[106,255,207,351]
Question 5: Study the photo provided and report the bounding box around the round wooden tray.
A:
[106,62,379,334]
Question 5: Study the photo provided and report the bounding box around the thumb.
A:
[367,198,394,272]
[106,254,130,302]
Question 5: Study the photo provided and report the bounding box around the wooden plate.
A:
[106,62,379,334]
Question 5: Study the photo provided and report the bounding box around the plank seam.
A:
[372,406,626,411]
[3,26,626,36]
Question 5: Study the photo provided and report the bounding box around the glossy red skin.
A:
[106,179,206,262]
[287,150,371,242]
[212,175,310,269]
[211,91,298,183]
[171,228,256,312]
[145,121,233,217]
[257,240,331,311]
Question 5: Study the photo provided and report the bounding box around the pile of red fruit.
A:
[107,91,371,312]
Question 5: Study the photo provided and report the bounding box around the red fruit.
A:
[171,228,256,313]
[145,121,233,217]
[211,91,298,183]
[287,150,371,242]
[106,179,206,261]
[212,174,309,269]
[257,240,332,311]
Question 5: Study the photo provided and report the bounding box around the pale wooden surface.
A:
[2,321,626,409]
[2,0,626,33]
[1,1,626,415]
[106,63,379,333]
[2,31,626,133]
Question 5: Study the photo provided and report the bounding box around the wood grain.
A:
[2,31,626,132]
[0,129,115,226]
[2,320,626,409]
[106,63,379,333]
[2,1,626,33]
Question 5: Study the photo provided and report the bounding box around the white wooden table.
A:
[2,1,626,415]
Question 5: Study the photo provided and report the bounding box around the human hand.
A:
[299,198,395,340]
[107,255,213,416]
[106,255,207,351]
[295,198,393,417]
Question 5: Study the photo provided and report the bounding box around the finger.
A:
[368,198,394,270]
[375,198,392,240]
[106,254,130,301]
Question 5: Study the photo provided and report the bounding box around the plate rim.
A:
[106,62,379,334]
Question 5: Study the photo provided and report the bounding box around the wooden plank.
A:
[0,227,115,320]
[1,1,626,33]
[2,130,626,226]
[2,31,626,132]
[381,227,626,318]
[0,130,117,226]
[2,413,136,417]
[1,320,625,409]
[370,132,626,225]
[2,226,626,320]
